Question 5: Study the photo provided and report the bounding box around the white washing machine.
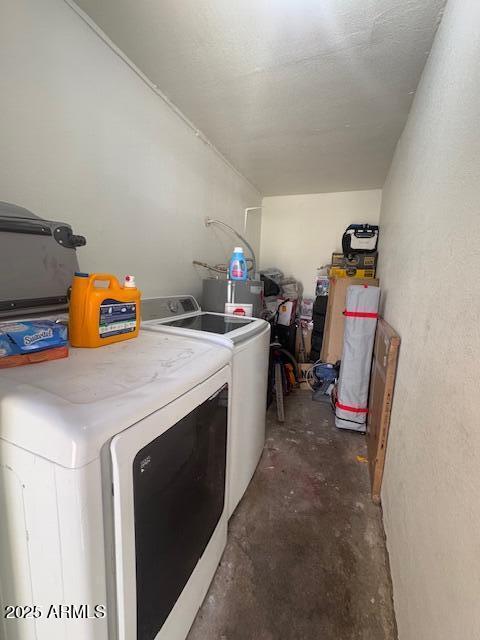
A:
[141,296,270,517]
[0,331,232,640]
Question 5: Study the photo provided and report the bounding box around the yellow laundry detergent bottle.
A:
[69,273,141,347]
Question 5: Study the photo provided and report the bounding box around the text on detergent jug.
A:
[99,299,138,338]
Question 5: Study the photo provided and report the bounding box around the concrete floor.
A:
[188,390,397,640]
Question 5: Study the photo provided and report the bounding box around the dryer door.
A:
[110,367,229,640]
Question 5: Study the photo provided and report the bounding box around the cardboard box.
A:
[329,267,376,278]
[331,252,378,268]
[0,345,68,368]
[320,276,379,364]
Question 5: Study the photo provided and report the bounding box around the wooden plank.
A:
[366,318,400,503]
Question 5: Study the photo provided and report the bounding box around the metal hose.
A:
[205,218,257,276]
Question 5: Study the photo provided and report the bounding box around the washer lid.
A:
[0,331,231,469]
[141,296,269,344]
[160,313,255,334]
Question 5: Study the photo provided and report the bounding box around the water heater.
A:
[202,278,264,318]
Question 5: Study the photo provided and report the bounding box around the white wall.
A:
[0,0,261,299]
[378,1,480,639]
[260,191,381,295]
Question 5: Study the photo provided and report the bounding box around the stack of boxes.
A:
[328,252,378,279]
[296,248,379,365]
[319,249,379,364]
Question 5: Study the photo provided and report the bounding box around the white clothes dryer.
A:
[0,331,232,640]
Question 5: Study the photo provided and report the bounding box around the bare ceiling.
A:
[74,0,445,196]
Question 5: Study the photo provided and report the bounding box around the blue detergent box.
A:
[0,320,68,358]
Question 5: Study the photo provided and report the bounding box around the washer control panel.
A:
[141,296,200,321]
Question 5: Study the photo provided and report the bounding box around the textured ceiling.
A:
[74,0,445,195]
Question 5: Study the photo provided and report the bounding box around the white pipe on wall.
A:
[243,206,262,233]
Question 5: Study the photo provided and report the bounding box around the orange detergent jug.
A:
[69,273,141,347]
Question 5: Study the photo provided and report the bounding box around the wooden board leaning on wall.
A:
[366,318,400,504]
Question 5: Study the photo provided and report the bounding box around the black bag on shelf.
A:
[342,224,379,257]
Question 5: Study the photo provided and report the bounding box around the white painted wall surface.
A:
[0,0,261,299]
[260,191,381,295]
[378,1,480,639]
[75,0,445,196]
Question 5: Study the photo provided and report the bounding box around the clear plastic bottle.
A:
[229,247,248,281]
